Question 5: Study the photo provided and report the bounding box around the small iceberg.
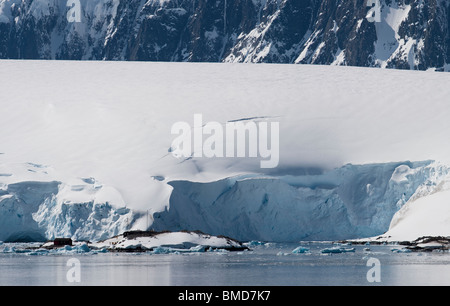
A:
[321,247,355,254]
[1,246,16,253]
[276,251,289,256]
[292,246,310,254]
[391,248,412,253]
[51,242,91,254]
[151,247,173,254]
[245,241,266,247]
[28,249,50,256]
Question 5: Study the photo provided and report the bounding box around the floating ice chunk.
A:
[28,249,50,256]
[245,241,266,247]
[292,246,310,254]
[2,246,14,253]
[391,248,411,253]
[14,248,32,254]
[50,245,71,253]
[276,251,289,256]
[154,246,214,254]
[52,243,91,254]
[1,246,34,253]
[207,247,228,253]
[152,247,172,254]
[320,247,355,254]
[93,247,108,253]
[76,243,91,253]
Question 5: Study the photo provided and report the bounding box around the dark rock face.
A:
[0,0,448,70]
[296,0,378,67]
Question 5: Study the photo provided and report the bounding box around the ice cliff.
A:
[151,160,449,241]
[2,160,446,242]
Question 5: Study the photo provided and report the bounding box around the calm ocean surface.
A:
[1,242,450,286]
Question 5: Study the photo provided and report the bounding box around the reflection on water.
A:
[1,243,450,286]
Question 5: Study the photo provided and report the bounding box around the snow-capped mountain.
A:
[0,0,449,71]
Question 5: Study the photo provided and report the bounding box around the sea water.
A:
[1,242,450,286]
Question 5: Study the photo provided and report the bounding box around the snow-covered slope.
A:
[369,169,450,242]
[90,231,247,252]
[1,60,450,242]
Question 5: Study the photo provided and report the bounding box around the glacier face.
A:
[0,0,449,71]
[0,163,137,242]
[1,160,449,242]
[0,181,59,242]
[151,161,448,242]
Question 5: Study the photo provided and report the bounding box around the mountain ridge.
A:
[0,0,448,71]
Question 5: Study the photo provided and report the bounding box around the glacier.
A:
[151,161,448,242]
[0,162,137,242]
[1,159,449,242]
[1,60,450,243]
